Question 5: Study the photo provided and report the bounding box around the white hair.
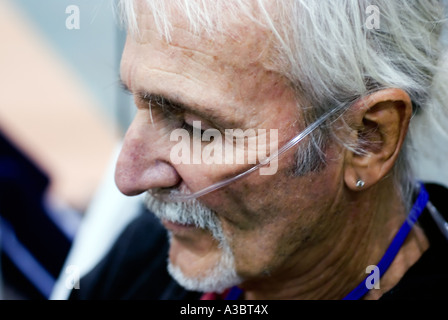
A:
[119,0,448,207]
[144,192,242,293]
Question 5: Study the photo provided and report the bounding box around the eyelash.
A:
[180,121,207,136]
[142,98,207,137]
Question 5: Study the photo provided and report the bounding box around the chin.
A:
[167,233,243,293]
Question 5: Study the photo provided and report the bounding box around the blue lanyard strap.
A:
[225,286,244,300]
[225,183,429,301]
[343,182,429,300]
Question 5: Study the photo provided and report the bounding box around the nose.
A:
[115,114,181,196]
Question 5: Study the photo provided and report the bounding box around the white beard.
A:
[144,192,242,293]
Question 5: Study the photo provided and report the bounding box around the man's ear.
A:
[344,89,413,191]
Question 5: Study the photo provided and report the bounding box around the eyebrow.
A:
[120,78,243,130]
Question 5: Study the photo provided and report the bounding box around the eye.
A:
[181,120,206,136]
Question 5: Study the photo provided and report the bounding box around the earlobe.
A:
[343,89,412,191]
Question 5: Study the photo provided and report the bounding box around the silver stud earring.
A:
[356,179,365,188]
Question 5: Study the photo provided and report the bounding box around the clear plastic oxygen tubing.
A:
[159,103,346,202]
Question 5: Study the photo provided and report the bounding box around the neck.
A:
[240,179,429,300]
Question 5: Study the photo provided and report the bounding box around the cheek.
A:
[222,210,316,279]
[213,156,344,279]
[212,182,307,278]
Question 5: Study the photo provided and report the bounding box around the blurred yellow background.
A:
[0,0,130,212]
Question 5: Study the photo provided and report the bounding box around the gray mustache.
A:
[144,191,225,244]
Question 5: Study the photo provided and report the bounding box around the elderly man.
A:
[72,0,448,300]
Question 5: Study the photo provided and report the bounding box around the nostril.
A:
[114,157,182,197]
[158,178,182,191]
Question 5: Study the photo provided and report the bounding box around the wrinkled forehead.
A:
[129,0,277,68]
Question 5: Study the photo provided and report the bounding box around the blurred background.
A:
[0,0,447,300]
[0,0,133,299]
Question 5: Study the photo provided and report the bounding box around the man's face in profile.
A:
[115,3,346,293]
